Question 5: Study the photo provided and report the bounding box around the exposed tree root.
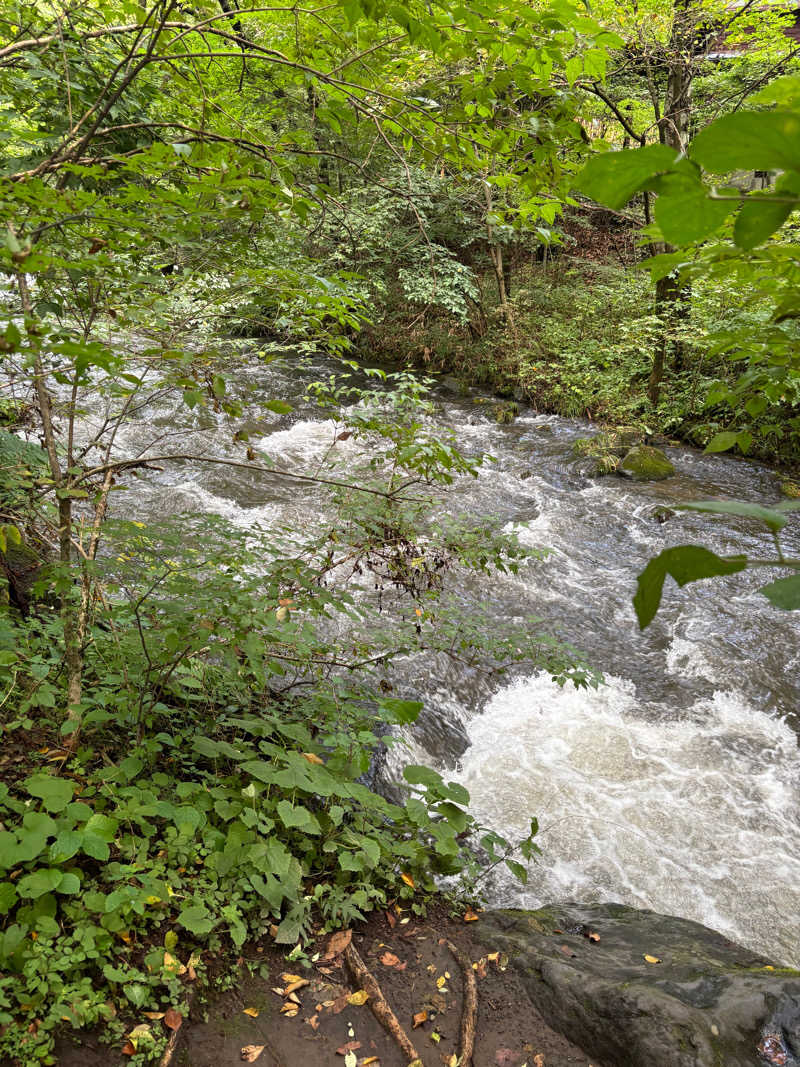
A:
[447,938,478,1067]
[344,942,421,1065]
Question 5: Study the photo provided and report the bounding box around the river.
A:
[83,349,800,967]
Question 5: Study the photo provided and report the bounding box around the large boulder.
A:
[479,904,800,1067]
[619,444,675,481]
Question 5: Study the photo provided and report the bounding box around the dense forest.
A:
[0,0,799,1063]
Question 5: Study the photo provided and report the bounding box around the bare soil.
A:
[54,906,601,1067]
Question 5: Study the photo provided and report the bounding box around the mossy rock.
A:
[620,445,675,481]
[495,402,519,424]
[477,903,800,1067]
[780,479,800,500]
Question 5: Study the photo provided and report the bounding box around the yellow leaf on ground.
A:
[463,908,479,922]
[400,873,415,889]
[412,1010,427,1028]
[436,976,446,989]
[142,1012,165,1021]
[280,973,304,984]
[284,979,310,995]
[242,1007,260,1018]
[643,955,662,964]
[241,1045,265,1062]
[348,990,369,1006]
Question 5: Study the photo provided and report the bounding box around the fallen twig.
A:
[344,942,421,1065]
[446,938,478,1067]
[159,989,195,1067]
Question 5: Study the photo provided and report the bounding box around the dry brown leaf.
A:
[284,979,310,995]
[241,1045,266,1062]
[164,1008,183,1031]
[121,1041,136,1056]
[643,955,662,964]
[586,932,600,943]
[412,1010,428,1029]
[386,910,396,929]
[325,929,352,959]
[285,992,302,1006]
[302,752,324,765]
[337,1041,362,1054]
[473,958,488,979]
[307,1014,319,1031]
[400,872,415,889]
[142,1012,165,1021]
[463,908,480,922]
[534,1055,546,1067]
[330,993,350,1014]
[379,951,401,968]
[558,945,577,958]
[242,1007,260,1018]
[348,990,369,1006]
[487,952,499,963]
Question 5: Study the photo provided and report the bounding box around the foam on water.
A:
[453,672,800,965]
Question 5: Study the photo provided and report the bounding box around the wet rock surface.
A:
[479,903,800,1067]
[619,444,675,481]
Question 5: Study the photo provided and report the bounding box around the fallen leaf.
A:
[285,992,302,1005]
[128,1024,151,1040]
[307,1014,319,1031]
[329,994,350,1014]
[386,910,396,929]
[473,959,488,978]
[431,1030,441,1043]
[281,973,304,984]
[361,1059,380,1066]
[242,1007,260,1018]
[495,1049,519,1066]
[345,1054,357,1067]
[241,1045,266,1062]
[643,955,662,964]
[436,976,447,989]
[558,945,577,958]
[121,1041,136,1056]
[412,1010,428,1028]
[143,1012,165,1020]
[280,1004,299,1017]
[326,929,352,959]
[534,1056,546,1067]
[400,873,415,889]
[586,932,600,943]
[284,979,310,995]
[487,952,499,963]
[463,908,479,922]
[380,951,401,967]
[302,752,324,765]
[348,990,369,1006]
[164,1008,183,1031]
[337,1041,362,1054]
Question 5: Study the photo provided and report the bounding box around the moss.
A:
[620,445,675,481]
[780,479,800,499]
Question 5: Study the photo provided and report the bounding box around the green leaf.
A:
[24,774,74,812]
[759,573,800,610]
[56,872,81,894]
[690,112,800,173]
[264,399,293,414]
[576,144,679,210]
[379,697,423,724]
[505,858,528,884]
[177,904,215,935]
[50,830,83,862]
[734,199,794,250]
[704,432,739,454]
[82,833,110,861]
[679,500,789,533]
[634,546,747,629]
[0,882,18,914]
[654,186,734,244]
[17,868,63,899]
[403,764,444,790]
[84,814,119,842]
[276,800,321,835]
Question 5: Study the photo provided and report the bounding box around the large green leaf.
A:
[654,185,734,244]
[679,500,789,533]
[576,144,678,210]
[734,199,794,250]
[759,573,800,610]
[23,774,74,813]
[690,112,800,174]
[634,546,747,629]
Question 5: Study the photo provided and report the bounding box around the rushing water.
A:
[75,351,800,966]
